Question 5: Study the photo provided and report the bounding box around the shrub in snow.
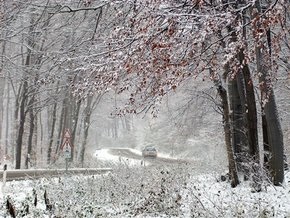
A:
[1,163,290,217]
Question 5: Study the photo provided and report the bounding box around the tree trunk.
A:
[25,107,35,169]
[210,67,239,187]
[262,112,270,169]
[262,89,284,185]
[80,96,92,167]
[217,84,239,187]
[47,102,57,164]
[228,75,244,155]
[54,98,66,159]
[238,51,259,159]
[12,86,21,165]
[71,98,81,161]
[0,61,6,147]
[254,1,285,185]
[5,82,10,157]
[15,79,28,169]
[224,24,251,177]
[0,26,8,152]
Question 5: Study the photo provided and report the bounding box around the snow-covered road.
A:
[98,148,191,165]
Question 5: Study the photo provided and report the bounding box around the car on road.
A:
[142,146,157,158]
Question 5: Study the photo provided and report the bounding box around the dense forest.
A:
[0,0,289,187]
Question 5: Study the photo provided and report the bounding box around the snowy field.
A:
[0,150,290,217]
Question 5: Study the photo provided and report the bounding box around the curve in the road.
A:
[108,148,190,165]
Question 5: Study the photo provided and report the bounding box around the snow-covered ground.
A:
[0,150,290,217]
